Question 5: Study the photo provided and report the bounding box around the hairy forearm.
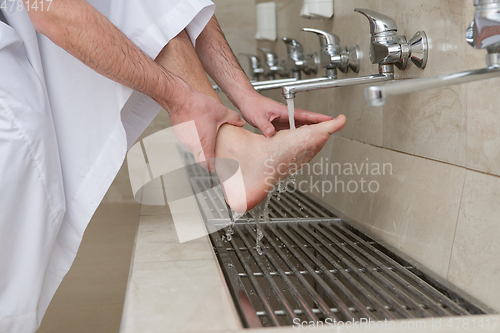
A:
[28,0,186,108]
[195,16,258,108]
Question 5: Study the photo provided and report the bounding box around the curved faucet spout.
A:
[282,73,394,100]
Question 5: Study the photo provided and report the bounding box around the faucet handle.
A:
[354,8,398,35]
[239,54,264,81]
[258,48,278,66]
[282,38,318,78]
[301,28,340,49]
[258,48,285,80]
[407,31,428,69]
[355,8,427,70]
[282,38,305,61]
[239,54,261,70]
[466,20,477,49]
[302,28,360,74]
[340,45,361,73]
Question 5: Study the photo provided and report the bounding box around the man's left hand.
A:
[238,93,334,137]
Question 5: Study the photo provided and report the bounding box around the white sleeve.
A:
[87,0,215,59]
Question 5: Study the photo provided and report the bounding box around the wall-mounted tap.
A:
[302,28,361,77]
[239,54,265,82]
[281,9,425,100]
[354,8,428,71]
[364,0,500,107]
[282,38,319,79]
[214,40,319,92]
[251,29,362,93]
[258,48,285,80]
[471,0,500,51]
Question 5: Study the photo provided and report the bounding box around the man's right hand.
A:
[165,81,245,171]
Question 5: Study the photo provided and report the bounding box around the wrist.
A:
[155,69,191,113]
[229,86,261,112]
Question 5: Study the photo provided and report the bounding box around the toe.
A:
[321,115,346,135]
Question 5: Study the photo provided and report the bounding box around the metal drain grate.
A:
[177,146,493,328]
[190,176,335,221]
[210,220,490,327]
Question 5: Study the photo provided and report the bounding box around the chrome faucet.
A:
[213,40,313,92]
[365,0,500,107]
[355,9,428,71]
[239,54,265,82]
[282,38,319,79]
[282,9,428,99]
[254,28,362,93]
[302,28,361,77]
[258,48,286,80]
[470,0,500,51]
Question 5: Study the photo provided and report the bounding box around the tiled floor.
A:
[37,202,140,333]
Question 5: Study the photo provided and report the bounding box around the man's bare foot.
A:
[215,115,347,213]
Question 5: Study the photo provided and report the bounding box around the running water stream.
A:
[252,97,298,254]
[286,98,296,130]
[226,98,298,253]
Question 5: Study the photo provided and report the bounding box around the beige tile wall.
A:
[107,0,500,313]
[247,0,500,311]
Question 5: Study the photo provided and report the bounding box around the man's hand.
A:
[27,1,245,170]
[238,92,334,137]
[166,84,245,171]
[194,17,334,136]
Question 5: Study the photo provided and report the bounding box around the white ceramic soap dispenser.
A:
[300,0,334,19]
[255,2,277,41]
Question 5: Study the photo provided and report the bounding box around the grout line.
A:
[337,136,500,180]
[139,141,154,182]
[48,302,126,310]
[120,202,142,330]
[445,170,469,280]
[134,258,218,265]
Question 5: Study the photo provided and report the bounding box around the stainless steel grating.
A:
[190,176,335,221]
[177,146,494,328]
[209,219,491,327]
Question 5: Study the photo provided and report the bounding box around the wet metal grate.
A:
[178,146,493,328]
[210,220,489,327]
[190,176,335,221]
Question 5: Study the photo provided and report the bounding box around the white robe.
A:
[0,1,214,332]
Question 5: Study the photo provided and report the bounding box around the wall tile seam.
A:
[444,169,469,281]
[47,302,127,310]
[132,258,217,265]
[341,138,500,180]
[131,258,219,266]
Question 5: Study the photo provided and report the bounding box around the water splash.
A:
[250,186,278,255]
[287,171,297,187]
[250,98,298,255]
[250,200,266,255]
[233,212,245,221]
[226,203,235,241]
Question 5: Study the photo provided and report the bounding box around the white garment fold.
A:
[0,1,215,332]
